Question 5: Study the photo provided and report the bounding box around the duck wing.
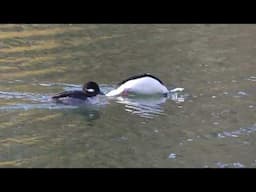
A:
[52,90,87,99]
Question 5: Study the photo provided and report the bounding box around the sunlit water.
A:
[0,24,256,167]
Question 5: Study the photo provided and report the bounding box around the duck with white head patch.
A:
[106,73,169,97]
[52,81,104,105]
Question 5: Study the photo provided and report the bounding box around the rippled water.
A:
[0,24,256,167]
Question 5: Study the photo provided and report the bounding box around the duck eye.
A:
[87,89,95,92]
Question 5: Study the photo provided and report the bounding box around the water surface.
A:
[0,24,256,168]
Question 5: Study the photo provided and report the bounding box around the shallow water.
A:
[0,24,256,167]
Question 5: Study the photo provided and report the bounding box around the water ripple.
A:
[0,91,50,102]
[0,103,78,111]
[217,123,256,138]
[0,82,186,118]
[247,76,256,82]
[114,88,186,119]
[216,162,245,168]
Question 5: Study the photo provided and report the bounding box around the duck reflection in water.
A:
[114,96,167,119]
[113,91,185,119]
[72,107,101,125]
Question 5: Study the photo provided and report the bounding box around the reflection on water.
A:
[1,24,256,167]
[114,89,186,118]
[0,103,77,110]
[216,123,256,138]
[216,162,245,168]
[0,91,49,102]
[115,96,167,119]
[71,107,102,125]
[0,82,186,120]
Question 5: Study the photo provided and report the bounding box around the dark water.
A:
[0,24,256,167]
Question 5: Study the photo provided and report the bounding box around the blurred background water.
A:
[0,24,256,167]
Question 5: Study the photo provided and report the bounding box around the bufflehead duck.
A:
[106,73,169,97]
[52,81,104,104]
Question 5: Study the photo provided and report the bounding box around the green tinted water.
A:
[0,24,256,167]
